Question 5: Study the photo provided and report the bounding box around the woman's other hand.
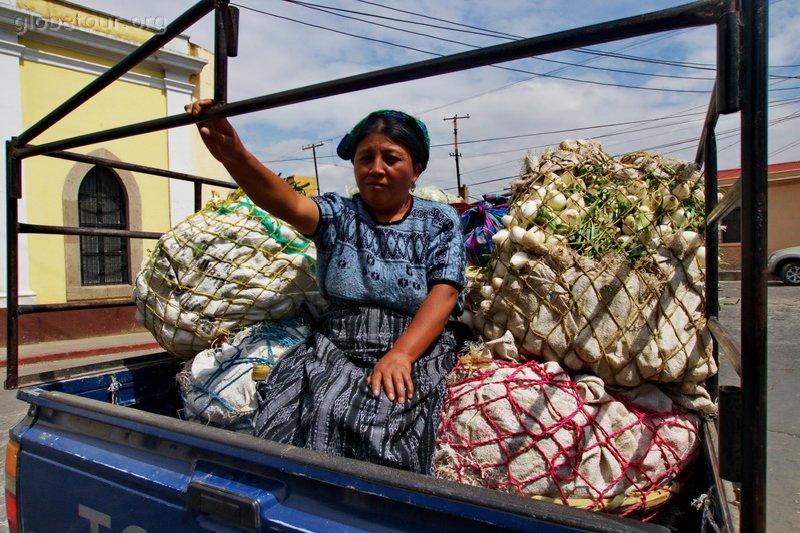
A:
[367,284,459,404]
[369,350,415,404]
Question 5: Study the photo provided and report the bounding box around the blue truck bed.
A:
[8,355,682,532]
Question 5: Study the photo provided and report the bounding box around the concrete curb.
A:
[0,342,161,367]
[720,270,742,281]
[1,332,162,367]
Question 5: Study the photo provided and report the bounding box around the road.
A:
[0,379,28,533]
[715,281,800,532]
[0,281,797,531]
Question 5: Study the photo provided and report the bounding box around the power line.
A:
[233,3,437,56]
[432,111,705,149]
[234,3,713,95]
[451,105,800,192]
[236,0,797,139]
[450,94,800,155]
[351,0,520,40]
[264,96,800,167]
[350,0,800,73]
[232,2,800,183]
[282,0,508,41]
[460,110,800,193]
[350,0,800,77]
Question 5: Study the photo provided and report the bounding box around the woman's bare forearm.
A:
[392,283,459,362]
[368,283,459,403]
[188,99,319,234]
[222,150,319,235]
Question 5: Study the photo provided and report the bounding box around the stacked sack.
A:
[435,336,700,516]
[435,140,715,516]
[134,189,326,358]
[461,140,716,414]
[178,320,308,431]
[460,194,510,266]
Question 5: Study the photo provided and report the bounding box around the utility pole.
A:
[302,142,324,194]
[444,114,469,201]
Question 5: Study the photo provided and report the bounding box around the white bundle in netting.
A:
[134,190,326,358]
[462,140,716,413]
[412,185,459,204]
[177,320,309,430]
[434,337,701,516]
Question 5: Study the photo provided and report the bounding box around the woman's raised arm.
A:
[186,99,320,235]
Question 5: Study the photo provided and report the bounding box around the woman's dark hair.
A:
[336,110,430,172]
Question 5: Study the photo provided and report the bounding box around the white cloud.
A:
[68,0,800,197]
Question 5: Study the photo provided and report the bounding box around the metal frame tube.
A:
[13,0,215,148]
[214,0,230,104]
[703,128,721,401]
[19,299,134,315]
[739,0,769,531]
[18,223,162,240]
[716,8,741,114]
[695,83,721,166]
[707,319,743,377]
[707,178,741,226]
[718,385,743,482]
[5,141,21,389]
[205,0,232,209]
[14,0,724,159]
[45,151,236,189]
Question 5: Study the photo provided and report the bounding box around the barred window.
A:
[78,167,129,285]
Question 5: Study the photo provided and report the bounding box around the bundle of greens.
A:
[462,141,716,413]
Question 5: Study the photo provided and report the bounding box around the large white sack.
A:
[134,190,326,358]
[464,141,716,413]
[177,320,309,430]
[434,343,700,516]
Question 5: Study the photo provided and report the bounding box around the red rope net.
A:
[434,357,701,516]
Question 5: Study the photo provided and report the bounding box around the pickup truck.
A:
[5,1,766,531]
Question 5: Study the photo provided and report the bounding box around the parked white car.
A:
[767,246,800,285]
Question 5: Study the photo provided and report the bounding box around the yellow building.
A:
[719,161,800,271]
[286,175,319,197]
[1,0,229,342]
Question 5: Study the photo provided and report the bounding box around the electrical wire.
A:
[349,0,800,73]
[234,3,713,95]
[459,110,800,195]
[231,1,800,183]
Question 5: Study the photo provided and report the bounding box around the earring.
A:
[410,183,416,193]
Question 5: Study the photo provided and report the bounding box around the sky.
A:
[71,0,800,200]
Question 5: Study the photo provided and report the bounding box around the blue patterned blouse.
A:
[311,193,466,316]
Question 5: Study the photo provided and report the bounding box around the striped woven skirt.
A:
[254,306,460,474]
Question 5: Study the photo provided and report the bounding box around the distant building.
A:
[1,0,230,342]
[718,161,800,271]
[286,175,319,197]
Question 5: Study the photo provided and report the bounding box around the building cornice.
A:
[0,3,208,80]
[20,43,196,93]
[0,33,23,58]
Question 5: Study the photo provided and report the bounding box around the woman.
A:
[186,102,467,473]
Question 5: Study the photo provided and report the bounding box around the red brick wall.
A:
[1,306,146,345]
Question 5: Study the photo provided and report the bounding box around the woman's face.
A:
[353,133,420,221]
